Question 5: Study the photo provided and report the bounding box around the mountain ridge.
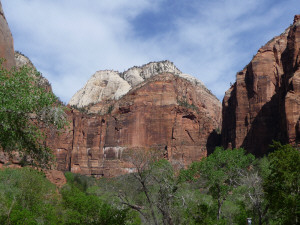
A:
[69,60,218,110]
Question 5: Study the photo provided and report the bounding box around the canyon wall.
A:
[3,1,299,177]
[49,69,222,177]
[222,15,300,155]
[0,1,15,68]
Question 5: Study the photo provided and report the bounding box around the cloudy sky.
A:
[2,0,299,103]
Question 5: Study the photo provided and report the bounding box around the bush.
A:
[0,60,67,167]
[0,167,61,224]
[264,142,300,224]
[61,184,130,225]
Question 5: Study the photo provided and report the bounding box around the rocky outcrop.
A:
[122,60,182,86]
[69,61,189,110]
[44,170,66,188]
[15,51,35,68]
[49,67,221,177]
[69,70,131,108]
[14,51,53,92]
[222,15,300,155]
[0,2,221,178]
[0,1,15,68]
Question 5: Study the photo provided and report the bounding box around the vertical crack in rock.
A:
[185,130,195,143]
[222,15,300,155]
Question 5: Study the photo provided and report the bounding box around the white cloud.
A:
[2,0,299,102]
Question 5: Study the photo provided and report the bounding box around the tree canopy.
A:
[264,141,300,224]
[0,59,67,167]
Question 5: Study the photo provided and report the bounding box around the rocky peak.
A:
[69,60,216,109]
[0,2,4,17]
[50,72,222,177]
[68,70,131,108]
[122,60,181,86]
[15,51,35,68]
[14,51,52,92]
[293,15,300,24]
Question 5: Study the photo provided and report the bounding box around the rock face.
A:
[0,1,15,68]
[44,170,67,188]
[69,70,131,108]
[222,15,300,156]
[14,51,53,92]
[49,63,222,177]
[122,60,182,86]
[0,3,221,177]
[69,61,186,109]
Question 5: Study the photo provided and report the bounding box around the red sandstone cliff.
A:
[0,0,221,177]
[222,15,300,155]
[0,1,15,68]
[48,71,221,177]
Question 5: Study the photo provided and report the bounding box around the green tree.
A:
[238,157,271,225]
[0,60,66,167]
[0,168,61,224]
[115,149,184,224]
[181,147,255,221]
[264,141,300,224]
[199,147,254,220]
[61,183,131,225]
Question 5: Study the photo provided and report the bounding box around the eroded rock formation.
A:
[69,61,210,112]
[0,1,15,68]
[222,15,300,155]
[48,64,222,177]
[15,51,53,92]
[1,1,221,178]
[69,70,132,108]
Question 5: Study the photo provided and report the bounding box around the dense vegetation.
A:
[0,59,299,224]
[0,60,67,167]
[0,143,298,224]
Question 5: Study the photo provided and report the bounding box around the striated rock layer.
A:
[222,15,300,156]
[0,1,15,68]
[49,69,222,177]
[69,61,210,111]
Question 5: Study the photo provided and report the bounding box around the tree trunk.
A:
[141,181,159,225]
[217,200,221,220]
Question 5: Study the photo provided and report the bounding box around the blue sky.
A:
[1,0,299,103]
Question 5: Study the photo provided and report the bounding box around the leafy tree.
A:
[0,167,61,224]
[0,60,67,167]
[264,141,300,224]
[114,148,184,224]
[181,147,255,221]
[236,157,271,225]
[61,183,131,225]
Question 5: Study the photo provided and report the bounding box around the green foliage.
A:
[1,143,298,224]
[65,171,96,192]
[0,168,139,225]
[0,60,67,167]
[113,156,182,224]
[264,141,300,224]
[107,104,114,114]
[177,97,199,112]
[0,168,61,224]
[179,147,255,222]
[61,183,131,225]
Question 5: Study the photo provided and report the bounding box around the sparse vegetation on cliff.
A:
[177,96,199,112]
